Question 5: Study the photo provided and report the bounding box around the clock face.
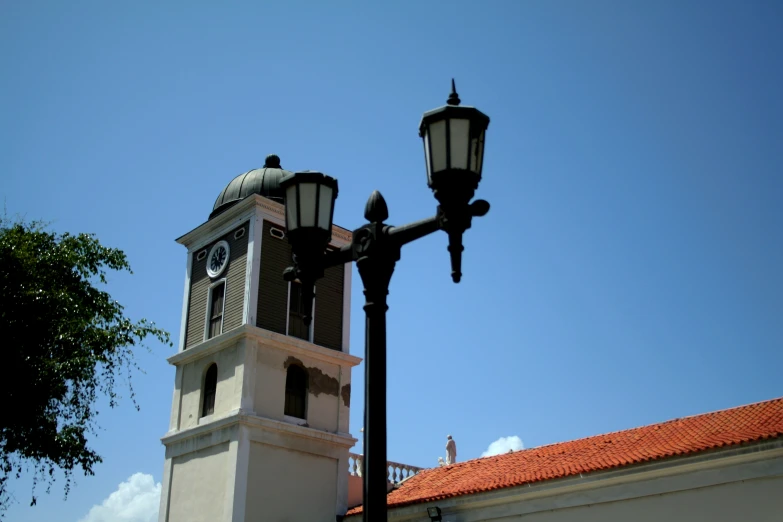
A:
[206,240,230,278]
[210,247,226,272]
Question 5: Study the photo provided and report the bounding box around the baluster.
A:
[357,455,363,477]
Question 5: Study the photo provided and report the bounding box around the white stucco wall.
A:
[166,327,358,440]
[178,342,242,431]
[253,338,345,433]
[485,475,783,522]
[245,441,338,522]
[166,442,230,522]
[160,327,360,522]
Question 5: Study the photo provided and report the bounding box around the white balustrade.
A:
[348,453,424,484]
[348,453,364,477]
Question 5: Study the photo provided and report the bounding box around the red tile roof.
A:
[347,397,783,515]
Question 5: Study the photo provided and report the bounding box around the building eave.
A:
[176,194,352,249]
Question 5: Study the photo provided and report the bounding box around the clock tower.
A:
[157,155,360,522]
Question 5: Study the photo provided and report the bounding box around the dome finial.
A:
[264,154,281,168]
[447,79,461,106]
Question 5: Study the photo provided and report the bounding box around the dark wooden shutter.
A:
[208,282,225,339]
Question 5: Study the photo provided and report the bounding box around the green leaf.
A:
[0,218,171,513]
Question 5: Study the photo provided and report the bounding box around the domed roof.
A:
[210,154,292,219]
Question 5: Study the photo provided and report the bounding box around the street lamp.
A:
[281,81,490,521]
[280,171,339,320]
[420,79,490,282]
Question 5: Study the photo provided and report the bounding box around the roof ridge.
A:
[659,396,783,422]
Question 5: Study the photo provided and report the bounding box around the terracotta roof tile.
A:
[347,396,783,515]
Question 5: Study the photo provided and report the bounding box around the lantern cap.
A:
[419,104,490,138]
[419,80,490,136]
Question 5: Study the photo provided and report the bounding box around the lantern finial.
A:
[364,190,389,223]
[447,79,461,106]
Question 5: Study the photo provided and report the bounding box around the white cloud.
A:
[482,435,525,457]
[78,472,161,522]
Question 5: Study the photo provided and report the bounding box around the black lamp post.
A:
[280,81,490,521]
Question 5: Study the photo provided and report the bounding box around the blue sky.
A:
[2,1,782,520]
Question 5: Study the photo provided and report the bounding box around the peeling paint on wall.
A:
[283,356,339,397]
[308,366,339,397]
[283,356,304,369]
[341,384,351,407]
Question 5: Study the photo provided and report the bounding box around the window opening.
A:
[202,364,218,417]
[284,365,308,419]
[207,281,226,339]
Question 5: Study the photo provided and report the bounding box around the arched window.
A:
[201,364,218,417]
[284,365,308,419]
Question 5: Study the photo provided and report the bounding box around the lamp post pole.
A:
[352,195,443,520]
[281,82,490,521]
[355,199,397,519]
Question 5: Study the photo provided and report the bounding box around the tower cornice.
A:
[167,323,362,368]
[160,408,358,452]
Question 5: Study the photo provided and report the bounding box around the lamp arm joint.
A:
[386,214,442,247]
[323,244,353,269]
